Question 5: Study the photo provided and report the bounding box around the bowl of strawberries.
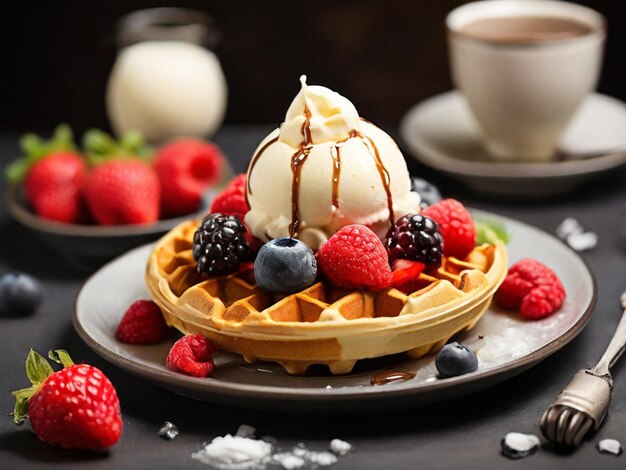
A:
[5,125,232,271]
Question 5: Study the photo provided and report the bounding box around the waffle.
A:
[146,220,507,374]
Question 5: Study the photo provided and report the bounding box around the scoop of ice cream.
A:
[279,75,361,147]
[245,76,420,249]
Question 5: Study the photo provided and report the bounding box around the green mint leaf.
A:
[476,219,510,245]
[25,349,54,385]
[48,349,74,368]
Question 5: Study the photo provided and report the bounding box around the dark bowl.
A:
[6,184,217,272]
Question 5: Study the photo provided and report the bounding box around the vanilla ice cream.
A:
[245,76,420,248]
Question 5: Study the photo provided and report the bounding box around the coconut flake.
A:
[501,432,540,459]
[598,439,622,456]
[330,439,353,456]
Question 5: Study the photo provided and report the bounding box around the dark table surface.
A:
[0,126,625,469]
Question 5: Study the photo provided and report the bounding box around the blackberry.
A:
[193,213,251,275]
[384,214,444,265]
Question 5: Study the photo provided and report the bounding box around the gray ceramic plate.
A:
[399,91,626,198]
[73,210,596,412]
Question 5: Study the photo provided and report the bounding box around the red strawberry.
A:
[5,125,86,224]
[166,334,217,378]
[317,224,392,290]
[24,152,87,223]
[496,259,565,319]
[12,349,122,450]
[116,300,169,344]
[83,160,160,225]
[155,139,224,218]
[422,199,476,259]
[210,173,249,222]
[390,259,425,287]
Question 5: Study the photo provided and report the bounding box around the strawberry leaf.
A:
[5,124,78,184]
[25,349,54,385]
[48,349,74,368]
[84,128,152,165]
[11,385,38,424]
[4,159,31,184]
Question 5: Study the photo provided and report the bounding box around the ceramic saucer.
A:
[399,91,626,198]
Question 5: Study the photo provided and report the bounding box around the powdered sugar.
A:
[476,327,534,365]
[192,435,273,469]
[192,427,352,469]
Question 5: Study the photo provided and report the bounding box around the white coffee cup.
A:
[447,0,605,162]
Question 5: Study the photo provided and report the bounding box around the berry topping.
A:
[115,300,169,344]
[317,224,392,290]
[12,349,122,450]
[495,259,565,320]
[254,238,317,294]
[422,199,476,259]
[435,342,478,378]
[210,173,250,222]
[390,259,426,287]
[0,272,42,315]
[385,214,444,266]
[155,139,224,218]
[410,177,442,209]
[193,213,252,275]
[166,334,217,378]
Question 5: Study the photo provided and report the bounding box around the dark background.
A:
[3,0,626,134]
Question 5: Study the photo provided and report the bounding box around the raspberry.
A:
[193,213,252,275]
[210,174,250,222]
[166,334,217,378]
[385,214,444,265]
[155,139,224,218]
[495,259,566,320]
[317,225,392,290]
[115,300,169,344]
[422,199,476,259]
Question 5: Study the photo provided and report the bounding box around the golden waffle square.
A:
[146,220,507,374]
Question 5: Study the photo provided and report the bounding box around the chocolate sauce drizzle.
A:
[370,370,416,386]
[357,132,395,226]
[246,136,280,199]
[331,145,342,209]
[245,108,395,239]
[288,107,313,237]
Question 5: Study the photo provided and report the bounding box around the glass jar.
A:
[106,8,228,143]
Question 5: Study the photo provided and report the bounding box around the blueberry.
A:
[254,238,317,294]
[411,177,442,209]
[435,342,478,378]
[0,272,43,315]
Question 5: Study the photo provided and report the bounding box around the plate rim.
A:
[399,90,626,179]
[73,211,597,403]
